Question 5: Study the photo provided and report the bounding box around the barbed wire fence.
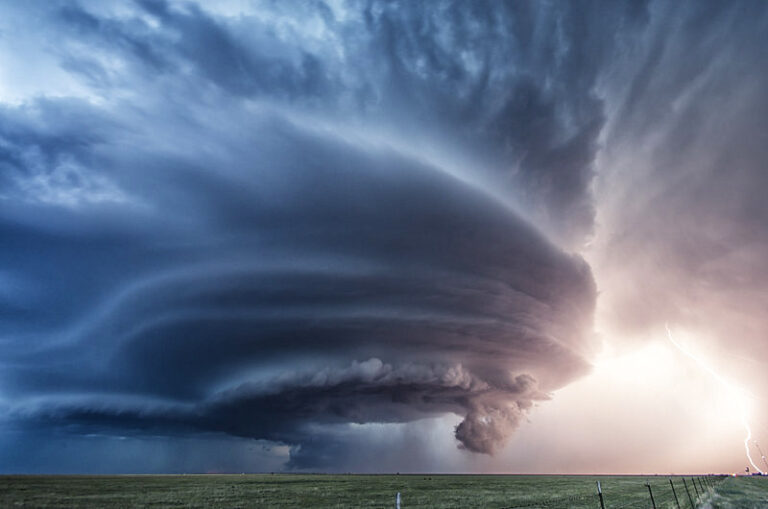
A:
[497,475,728,509]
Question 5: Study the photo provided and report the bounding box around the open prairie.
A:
[0,473,751,508]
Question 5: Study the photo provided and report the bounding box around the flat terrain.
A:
[0,473,748,508]
[703,476,768,509]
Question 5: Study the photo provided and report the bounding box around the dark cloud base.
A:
[2,107,595,464]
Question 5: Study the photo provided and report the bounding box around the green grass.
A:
[0,473,735,508]
[701,475,768,509]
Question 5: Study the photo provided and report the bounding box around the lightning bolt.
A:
[665,324,763,474]
[753,440,768,472]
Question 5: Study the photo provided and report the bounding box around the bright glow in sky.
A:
[500,335,756,474]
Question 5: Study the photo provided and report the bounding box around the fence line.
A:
[494,475,728,509]
[596,475,724,509]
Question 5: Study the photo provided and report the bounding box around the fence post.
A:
[696,477,705,495]
[396,492,400,509]
[646,482,657,509]
[596,480,606,509]
[682,477,695,509]
[691,477,700,499]
[669,478,681,509]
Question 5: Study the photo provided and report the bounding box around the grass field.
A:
[0,473,753,508]
[702,476,768,509]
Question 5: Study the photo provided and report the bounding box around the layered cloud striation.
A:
[0,0,619,469]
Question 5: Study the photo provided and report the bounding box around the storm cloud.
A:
[0,0,608,470]
[3,0,765,473]
[592,1,768,368]
[0,100,595,461]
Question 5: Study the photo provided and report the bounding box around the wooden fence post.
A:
[682,477,695,509]
[646,482,657,509]
[596,480,606,509]
[669,478,681,509]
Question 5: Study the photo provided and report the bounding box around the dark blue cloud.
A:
[7,0,734,472]
[45,0,642,243]
[1,103,595,461]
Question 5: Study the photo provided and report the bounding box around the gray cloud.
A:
[0,84,596,468]
[586,1,768,436]
[40,0,641,245]
[4,0,720,471]
[594,2,768,337]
